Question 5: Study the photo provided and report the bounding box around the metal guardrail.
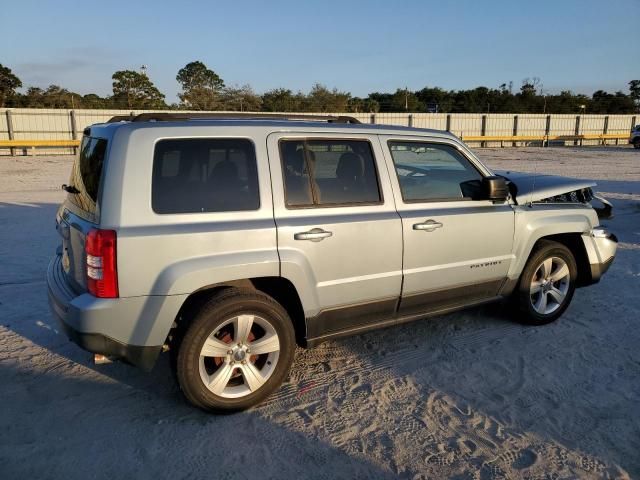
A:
[0,133,632,154]
[0,140,80,147]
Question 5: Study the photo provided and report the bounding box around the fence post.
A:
[70,110,78,155]
[408,114,413,128]
[602,115,609,146]
[574,115,581,146]
[512,115,518,147]
[446,114,451,132]
[5,110,15,156]
[544,115,551,147]
[480,114,487,147]
[370,113,376,124]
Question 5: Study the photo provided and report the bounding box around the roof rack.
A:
[106,112,361,124]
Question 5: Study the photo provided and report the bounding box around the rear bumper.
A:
[47,254,162,370]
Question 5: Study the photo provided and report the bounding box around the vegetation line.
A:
[1,62,639,114]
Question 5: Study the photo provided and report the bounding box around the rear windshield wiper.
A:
[61,184,80,194]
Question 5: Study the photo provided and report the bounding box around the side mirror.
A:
[483,176,509,201]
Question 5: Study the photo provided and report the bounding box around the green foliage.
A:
[111,70,166,109]
[1,59,638,114]
[0,63,22,107]
[176,61,225,110]
[220,84,262,111]
[261,88,305,112]
[303,84,351,112]
[348,97,379,113]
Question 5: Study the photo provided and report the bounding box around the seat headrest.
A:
[336,152,364,180]
[284,148,306,174]
[210,160,239,183]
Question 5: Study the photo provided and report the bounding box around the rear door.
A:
[268,132,403,339]
[56,134,109,292]
[380,136,515,315]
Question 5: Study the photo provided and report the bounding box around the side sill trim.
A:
[305,295,502,347]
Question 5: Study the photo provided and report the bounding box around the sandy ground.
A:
[1,146,639,479]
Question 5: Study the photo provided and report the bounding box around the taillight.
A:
[85,228,118,298]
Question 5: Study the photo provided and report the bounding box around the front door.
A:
[380,136,515,315]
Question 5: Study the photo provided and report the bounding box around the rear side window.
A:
[67,136,108,217]
[280,139,382,207]
[152,138,259,214]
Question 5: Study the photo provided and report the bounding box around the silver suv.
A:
[631,124,640,149]
[47,113,617,411]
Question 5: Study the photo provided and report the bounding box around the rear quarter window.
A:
[67,136,108,218]
[152,138,260,214]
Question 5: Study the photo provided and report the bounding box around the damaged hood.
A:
[495,170,597,204]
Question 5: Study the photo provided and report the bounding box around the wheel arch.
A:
[526,233,592,287]
[168,277,308,350]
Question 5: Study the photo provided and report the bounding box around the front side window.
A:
[388,142,483,202]
[280,139,381,207]
[152,138,259,214]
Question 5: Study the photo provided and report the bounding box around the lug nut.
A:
[241,360,247,365]
[227,350,233,355]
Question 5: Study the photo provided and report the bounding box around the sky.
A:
[1,0,637,104]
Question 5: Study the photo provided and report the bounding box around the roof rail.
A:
[107,112,361,124]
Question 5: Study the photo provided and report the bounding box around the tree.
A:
[176,61,225,110]
[629,80,640,112]
[0,63,22,107]
[348,96,380,113]
[262,88,305,111]
[390,88,423,112]
[367,92,394,112]
[590,90,635,114]
[416,87,454,113]
[221,84,262,111]
[303,84,351,112]
[111,70,166,109]
[82,93,110,109]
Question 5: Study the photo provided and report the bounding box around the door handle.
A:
[294,228,333,242]
[413,219,443,232]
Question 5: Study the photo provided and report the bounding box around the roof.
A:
[92,116,457,139]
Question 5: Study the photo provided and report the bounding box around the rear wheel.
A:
[634,139,640,149]
[176,288,295,412]
[514,240,577,325]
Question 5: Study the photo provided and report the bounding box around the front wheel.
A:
[514,240,577,325]
[176,288,295,412]
[634,140,640,149]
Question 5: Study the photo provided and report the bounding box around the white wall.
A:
[0,109,636,155]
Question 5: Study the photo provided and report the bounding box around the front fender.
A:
[509,205,598,278]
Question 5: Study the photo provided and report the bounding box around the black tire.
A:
[513,240,577,325]
[634,140,640,149]
[176,288,295,412]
